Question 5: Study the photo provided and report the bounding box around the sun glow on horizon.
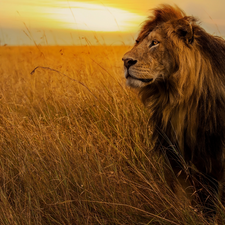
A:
[2,0,225,46]
[48,2,145,32]
[0,1,145,33]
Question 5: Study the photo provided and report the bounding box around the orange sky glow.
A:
[1,0,225,45]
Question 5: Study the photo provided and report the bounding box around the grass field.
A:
[0,45,223,224]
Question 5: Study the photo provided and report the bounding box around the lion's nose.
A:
[122,57,137,68]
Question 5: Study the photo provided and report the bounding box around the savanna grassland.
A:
[0,45,223,225]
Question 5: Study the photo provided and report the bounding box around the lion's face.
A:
[122,17,195,88]
[123,26,176,88]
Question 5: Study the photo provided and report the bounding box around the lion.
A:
[122,4,225,218]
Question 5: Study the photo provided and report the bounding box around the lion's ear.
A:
[174,17,194,44]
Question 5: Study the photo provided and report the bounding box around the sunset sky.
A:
[1,0,225,45]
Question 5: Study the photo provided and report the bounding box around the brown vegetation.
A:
[0,44,223,224]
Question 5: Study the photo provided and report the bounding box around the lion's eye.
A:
[150,40,159,47]
[135,40,140,44]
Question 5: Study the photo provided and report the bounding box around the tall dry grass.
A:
[0,45,222,224]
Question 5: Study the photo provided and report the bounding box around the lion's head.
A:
[122,5,199,94]
[123,15,194,89]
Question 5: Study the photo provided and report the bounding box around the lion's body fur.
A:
[123,4,225,216]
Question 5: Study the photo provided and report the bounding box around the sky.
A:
[1,0,225,46]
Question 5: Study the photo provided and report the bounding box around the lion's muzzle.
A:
[122,57,153,84]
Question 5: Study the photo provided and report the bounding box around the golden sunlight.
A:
[48,2,145,32]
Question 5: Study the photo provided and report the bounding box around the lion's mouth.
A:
[126,73,153,83]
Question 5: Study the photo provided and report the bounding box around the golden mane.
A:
[123,4,225,217]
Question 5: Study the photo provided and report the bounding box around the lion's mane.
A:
[139,5,225,179]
